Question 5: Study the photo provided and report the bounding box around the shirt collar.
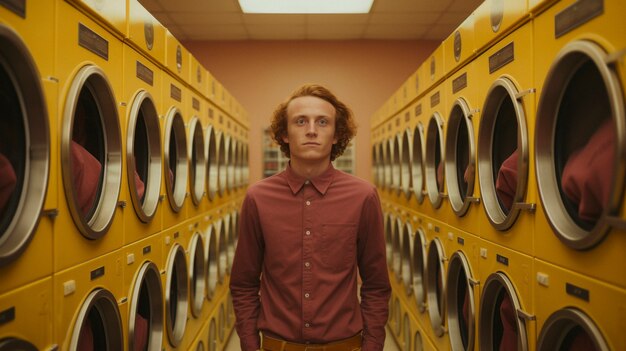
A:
[284,163,336,195]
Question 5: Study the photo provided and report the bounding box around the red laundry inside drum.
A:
[77,317,94,351]
[496,149,519,212]
[499,293,518,351]
[0,152,17,216]
[561,119,614,222]
[71,141,102,217]
[134,167,145,201]
[134,312,149,351]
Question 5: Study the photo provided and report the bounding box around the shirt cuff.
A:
[240,334,261,351]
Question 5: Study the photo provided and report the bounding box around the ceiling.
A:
[139,0,483,41]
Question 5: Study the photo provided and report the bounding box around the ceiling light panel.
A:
[239,0,374,14]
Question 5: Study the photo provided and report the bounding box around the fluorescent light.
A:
[239,0,374,14]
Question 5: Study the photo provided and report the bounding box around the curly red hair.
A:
[270,84,357,161]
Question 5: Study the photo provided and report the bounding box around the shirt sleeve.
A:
[356,188,391,351]
[229,192,265,351]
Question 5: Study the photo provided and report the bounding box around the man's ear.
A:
[282,133,289,144]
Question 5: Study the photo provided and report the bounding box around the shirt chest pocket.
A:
[320,223,357,271]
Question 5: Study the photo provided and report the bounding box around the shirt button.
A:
[305,323,310,328]
[305,180,310,184]
[305,293,310,298]
[306,200,311,206]
[305,262,310,268]
[305,230,311,235]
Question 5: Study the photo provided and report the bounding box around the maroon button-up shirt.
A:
[230,164,390,351]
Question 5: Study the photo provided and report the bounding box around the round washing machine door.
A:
[128,261,163,351]
[426,237,447,337]
[188,117,206,206]
[445,98,477,217]
[401,129,413,199]
[205,125,218,201]
[0,338,37,351]
[0,25,49,265]
[412,227,428,313]
[69,288,124,351]
[535,41,626,249]
[479,272,530,351]
[412,123,426,203]
[163,109,188,213]
[126,90,162,223]
[478,77,530,231]
[425,113,445,209]
[204,223,219,300]
[537,308,609,351]
[446,251,477,351]
[61,64,122,239]
[189,232,207,318]
[165,243,189,347]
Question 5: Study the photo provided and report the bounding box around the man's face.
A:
[283,95,337,164]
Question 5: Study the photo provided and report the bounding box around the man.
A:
[230,84,390,351]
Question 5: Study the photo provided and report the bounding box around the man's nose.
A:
[306,121,317,135]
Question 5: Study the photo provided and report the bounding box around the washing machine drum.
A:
[0,338,37,351]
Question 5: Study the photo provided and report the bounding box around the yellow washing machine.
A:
[534,259,626,351]
[216,130,231,202]
[444,228,481,351]
[478,238,535,351]
[391,131,403,200]
[423,218,451,351]
[55,0,125,271]
[165,30,190,86]
[473,0,528,54]
[162,222,191,350]
[475,22,536,257]
[444,60,481,238]
[533,0,626,289]
[122,43,164,246]
[162,71,190,231]
[372,139,382,187]
[205,123,219,204]
[213,216,229,294]
[0,277,53,350]
[187,111,208,218]
[408,213,432,333]
[202,214,220,301]
[65,0,127,38]
[424,45,445,96]
[442,7,476,75]
[207,313,218,351]
[53,248,125,351]
[391,214,405,284]
[121,231,164,351]
[215,297,229,350]
[384,211,396,268]
[184,219,209,350]
[408,101,428,214]
[527,0,560,17]
[189,54,209,101]
[190,318,209,351]
[224,118,237,197]
[400,219,416,299]
[229,135,240,194]
[422,85,450,223]
[127,0,166,66]
[399,125,413,203]
[0,3,56,294]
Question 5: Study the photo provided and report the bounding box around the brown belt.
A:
[261,333,362,351]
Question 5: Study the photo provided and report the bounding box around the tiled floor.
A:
[224,327,401,350]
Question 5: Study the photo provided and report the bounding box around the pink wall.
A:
[184,40,437,184]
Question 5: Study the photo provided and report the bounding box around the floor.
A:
[225,326,401,350]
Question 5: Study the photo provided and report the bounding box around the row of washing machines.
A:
[0,0,248,350]
[371,0,626,350]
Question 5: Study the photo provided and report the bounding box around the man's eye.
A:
[318,119,328,126]
[296,119,306,125]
